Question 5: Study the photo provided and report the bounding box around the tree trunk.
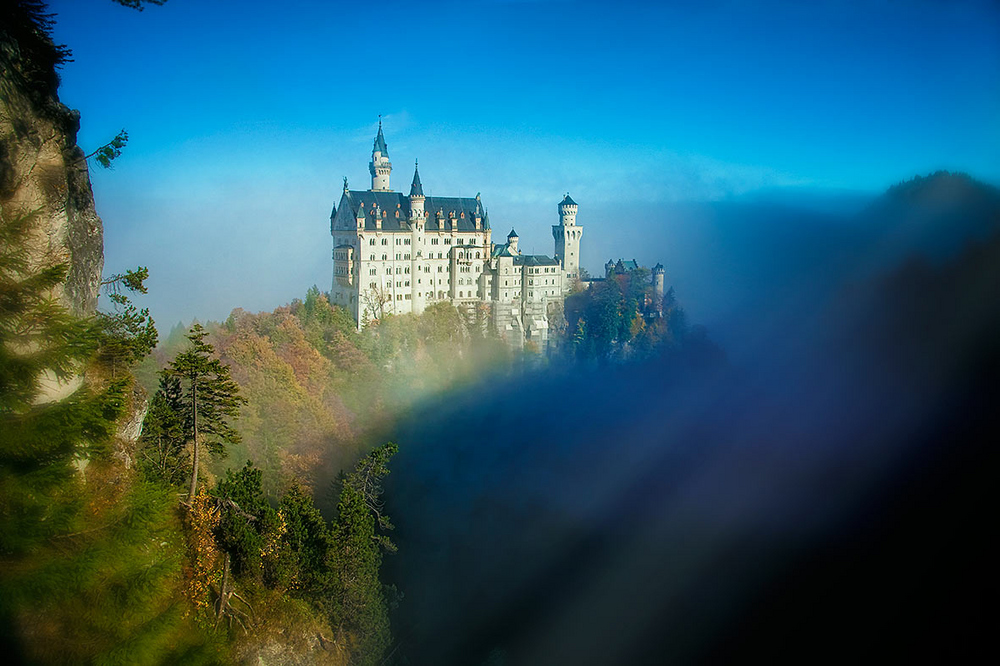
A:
[188,379,199,499]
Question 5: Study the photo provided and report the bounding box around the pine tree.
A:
[164,324,246,499]
[330,442,398,665]
[138,374,189,487]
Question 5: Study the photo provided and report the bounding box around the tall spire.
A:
[409,159,423,197]
[369,116,392,191]
[373,116,388,156]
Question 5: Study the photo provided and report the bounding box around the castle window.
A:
[382,238,388,245]
[404,254,410,260]
[444,238,451,245]
[438,266,442,273]
[431,238,439,245]
[396,253,401,260]
[369,238,375,246]
[460,212,465,219]
[476,252,481,258]
[369,255,375,260]
[382,254,387,260]
[457,238,464,245]
[395,211,399,218]
[404,238,410,245]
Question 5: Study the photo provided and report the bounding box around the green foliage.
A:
[165,323,246,497]
[138,374,189,487]
[85,129,129,169]
[329,442,398,665]
[96,266,157,375]
[213,461,281,580]
[0,208,216,662]
[280,483,334,600]
[566,270,688,362]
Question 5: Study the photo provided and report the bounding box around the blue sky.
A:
[47,0,1000,326]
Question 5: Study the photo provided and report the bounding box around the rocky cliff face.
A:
[1,4,104,317]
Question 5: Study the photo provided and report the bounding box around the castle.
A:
[329,121,583,347]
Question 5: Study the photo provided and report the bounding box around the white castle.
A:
[330,121,583,348]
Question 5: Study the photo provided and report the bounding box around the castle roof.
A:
[508,228,518,238]
[334,190,489,233]
[560,194,577,206]
[513,254,560,267]
[373,121,388,155]
[409,161,423,197]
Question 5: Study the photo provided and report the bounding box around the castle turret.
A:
[409,160,424,222]
[507,228,520,255]
[652,263,666,314]
[553,193,583,285]
[369,118,392,191]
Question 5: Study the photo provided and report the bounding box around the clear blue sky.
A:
[47,0,1000,326]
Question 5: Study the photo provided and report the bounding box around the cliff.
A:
[1,2,104,317]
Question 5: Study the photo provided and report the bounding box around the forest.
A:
[3,1,999,664]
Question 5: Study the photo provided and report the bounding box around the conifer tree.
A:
[330,442,398,665]
[165,323,246,499]
[138,374,188,486]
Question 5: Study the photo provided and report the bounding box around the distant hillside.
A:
[858,170,1000,262]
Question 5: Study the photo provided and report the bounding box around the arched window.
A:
[381,238,388,245]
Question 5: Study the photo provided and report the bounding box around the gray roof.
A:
[373,122,388,155]
[333,190,489,233]
[409,162,423,197]
[514,254,561,267]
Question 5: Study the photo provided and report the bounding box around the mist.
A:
[380,174,999,664]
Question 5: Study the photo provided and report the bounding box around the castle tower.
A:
[553,193,583,282]
[507,228,520,255]
[652,263,666,315]
[410,161,425,311]
[409,160,424,220]
[369,118,392,191]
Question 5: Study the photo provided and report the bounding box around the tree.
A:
[96,266,157,375]
[137,374,188,487]
[330,442,398,665]
[361,285,392,323]
[165,323,246,499]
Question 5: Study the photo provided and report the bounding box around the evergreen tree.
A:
[165,324,246,499]
[280,483,334,601]
[330,442,398,665]
[137,374,188,487]
[0,208,218,662]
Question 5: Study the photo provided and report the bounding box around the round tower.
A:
[652,263,666,314]
[552,193,583,284]
[558,194,578,226]
[507,228,519,255]
[369,118,392,191]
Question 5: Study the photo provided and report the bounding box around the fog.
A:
[381,175,999,664]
